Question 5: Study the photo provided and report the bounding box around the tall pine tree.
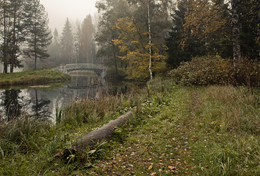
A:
[166,0,191,68]
[60,18,74,64]
[9,0,25,72]
[23,0,52,70]
[0,0,11,73]
[79,15,96,63]
[48,28,62,65]
[239,0,260,60]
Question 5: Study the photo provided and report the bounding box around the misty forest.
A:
[0,0,259,175]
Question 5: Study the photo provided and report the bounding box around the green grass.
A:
[0,69,71,87]
[89,79,260,175]
[0,89,141,175]
[0,78,259,175]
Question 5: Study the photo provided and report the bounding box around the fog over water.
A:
[40,0,98,32]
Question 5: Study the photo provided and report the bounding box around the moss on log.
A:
[73,111,133,150]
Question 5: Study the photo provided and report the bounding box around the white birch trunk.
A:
[148,1,153,80]
[231,0,241,67]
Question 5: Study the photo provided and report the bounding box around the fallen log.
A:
[72,111,133,150]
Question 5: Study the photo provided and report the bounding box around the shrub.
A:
[235,58,260,88]
[169,56,260,87]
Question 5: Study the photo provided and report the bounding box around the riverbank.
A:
[0,78,259,175]
[0,69,70,87]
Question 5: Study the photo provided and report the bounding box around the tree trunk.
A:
[11,4,17,73]
[72,111,133,150]
[147,1,153,80]
[113,44,118,76]
[231,0,241,67]
[3,0,8,74]
[112,32,118,76]
[34,28,37,70]
[3,63,8,74]
[10,64,14,73]
[34,55,37,70]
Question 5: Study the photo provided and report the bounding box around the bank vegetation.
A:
[0,69,70,87]
[0,77,259,175]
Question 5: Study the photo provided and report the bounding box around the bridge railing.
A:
[65,63,106,70]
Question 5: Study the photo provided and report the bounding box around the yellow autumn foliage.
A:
[181,0,227,49]
[113,16,166,79]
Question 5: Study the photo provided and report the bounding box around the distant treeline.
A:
[47,15,97,67]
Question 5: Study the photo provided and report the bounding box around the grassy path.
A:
[91,87,193,175]
[89,84,260,175]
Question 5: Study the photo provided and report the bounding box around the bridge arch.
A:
[57,63,107,77]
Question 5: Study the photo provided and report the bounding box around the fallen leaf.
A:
[168,166,176,170]
[148,163,153,170]
[150,172,156,176]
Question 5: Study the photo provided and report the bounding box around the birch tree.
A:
[231,0,241,67]
[113,17,165,79]
[147,0,153,80]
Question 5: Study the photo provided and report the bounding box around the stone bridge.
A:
[56,63,107,77]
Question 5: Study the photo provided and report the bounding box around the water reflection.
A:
[0,71,137,122]
[32,90,51,117]
[0,89,22,121]
[0,71,105,122]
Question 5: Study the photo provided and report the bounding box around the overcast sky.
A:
[40,0,98,32]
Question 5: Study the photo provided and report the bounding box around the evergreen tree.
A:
[23,0,52,70]
[9,0,25,72]
[239,0,260,60]
[96,0,131,75]
[0,0,52,72]
[0,0,11,73]
[79,15,96,63]
[60,18,74,64]
[74,22,81,64]
[166,0,191,68]
[48,28,62,65]
[0,0,23,73]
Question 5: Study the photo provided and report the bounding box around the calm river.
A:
[0,72,129,122]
